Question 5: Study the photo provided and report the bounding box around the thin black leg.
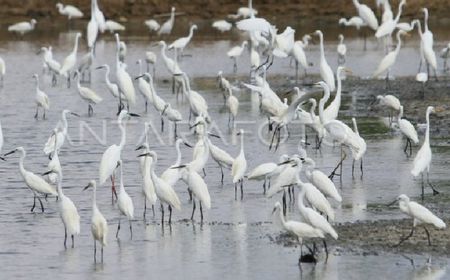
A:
[191,199,196,220]
[116,217,121,238]
[395,226,414,247]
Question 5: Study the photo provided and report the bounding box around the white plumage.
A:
[411,106,434,177]
[105,20,125,33]
[314,30,335,92]
[56,3,83,20]
[304,157,342,202]
[212,20,232,32]
[8,19,37,35]
[116,161,134,238]
[397,194,446,229]
[398,105,419,144]
[352,0,378,30]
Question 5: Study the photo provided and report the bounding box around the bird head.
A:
[272,202,281,214]
[83,180,96,191]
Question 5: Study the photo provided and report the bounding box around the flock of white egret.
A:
[0,0,448,266]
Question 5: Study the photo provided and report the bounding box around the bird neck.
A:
[395,33,403,53]
[34,77,40,90]
[415,20,423,35]
[352,119,359,135]
[309,101,316,118]
[119,164,125,194]
[394,2,404,23]
[62,112,69,133]
[73,36,79,55]
[318,86,330,124]
[175,141,182,165]
[57,174,64,197]
[188,27,195,39]
[160,43,169,61]
[318,34,325,60]
[118,119,126,149]
[18,150,26,175]
[92,184,98,209]
[297,185,306,211]
[398,107,403,120]
[352,0,359,7]
[424,10,429,31]
[239,133,244,154]
[336,70,343,99]
[105,67,111,82]
[277,208,286,227]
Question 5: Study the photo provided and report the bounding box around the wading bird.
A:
[390,194,445,246]
[232,129,247,200]
[8,19,37,35]
[32,74,50,120]
[397,105,419,156]
[116,160,134,239]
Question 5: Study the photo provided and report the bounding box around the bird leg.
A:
[64,228,67,249]
[220,165,224,184]
[200,201,204,222]
[323,239,329,260]
[240,179,244,200]
[395,226,414,247]
[34,107,39,119]
[129,220,133,240]
[191,199,196,220]
[233,58,237,74]
[329,149,347,180]
[161,117,164,133]
[352,160,355,178]
[161,203,165,225]
[282,190,287,216]
[67,75,71,88]
[37,196,44,213]
[143,199,147,221]
[426,172,440,195]
[403,138,409,155]
[101,246,104,263]
[116,217,121,238]
[360,158,364,177]
[71,234,75,248]
[31,194,36,212]
[423,226,431,246]
[52,74,57,87]
[94,240,97,263]
[43,110,46,120]
[234,183,237,200]
[111,175,118,204]
[168,205,173,224]
[263,178,266,194]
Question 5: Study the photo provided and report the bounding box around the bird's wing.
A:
[99,145,121,185]
[409,201,446,229]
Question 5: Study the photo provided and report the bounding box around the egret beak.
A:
[271,207,277,215]
[208,133,221,138]
[278,159,292,166]
[184,142,193,148]
[95,66,104,70]
[70,112,80,117]
[42,170,52,176]
[128,113,141,117]
[300,158,306,163]
[170,165,186,169]
[387,199,398,207]
[3,150,16,157]
[161,104,169,116]
[0,156,5,161]
[135,145,145,151]
[138,153,152,158]
[135,74,145,80]
[190,122,201,129]
[83,183,92,191]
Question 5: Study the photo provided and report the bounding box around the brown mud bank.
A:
[3,0,450,23]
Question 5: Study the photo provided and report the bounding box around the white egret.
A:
[180,73,210,122]
[160,138,192,187]
[381,0,393,24]
[145,19,160,32]
[87,4,99,51]
[136,60,153,112]
[232,129,247,200]
[96,64,124,111]
[300,179,335,222]
[227,41,248,73]
[350,117,367,176]
[337,34,347,65]
[176,164,211,222]
[83,180,108,263]
[411,106,439,197]
[43,109,79,156]
[375,0,406,39]
[396,20,415,32]
[119,41,127,62]
[292,34,312,80]
[158,41,183,94]
[115,33,136,110]
[314,30,335,92]
[59,32,82,88]
[303,157,342,203]
[226,87,239,126]
[372,30,408,83]
[421,9,437,76]
[92,0,106,32]
[4,147,57,212]
[338,16,365,30]
[77,48,94,82]
[297,178,338,256]
[140,151,181,224]
[247,156,286,194]
[440,42,450,72]
[105,20,125,33]
[158,7,176,36]
[74,71,102,116]
[352,0,379,30]
[32,74,50,120]
[37,47,60,86]
[307,98,325,148]
[390,194,445,246]
[208,139,234,184]
[43,129,62,184]
[55,169,80,248]
[416,72,428,97]
[8,19,37,35]
[162,103,183,137]
[272,202,324,263]
[116,160,134,239]
[234,0,258,18]
[56,3,83,21]
[212,20,232,32]
[145,51,157,75]
[376,94,401,125]
[323,67,350,123]
[168,24,198,57]
[99,110,138,202]
[316,81,360,177]
[217,71,231,103]
[398,105,419,156]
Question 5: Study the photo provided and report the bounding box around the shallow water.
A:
[0,26,449,279]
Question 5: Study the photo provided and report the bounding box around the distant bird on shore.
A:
[8,19,37,35]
